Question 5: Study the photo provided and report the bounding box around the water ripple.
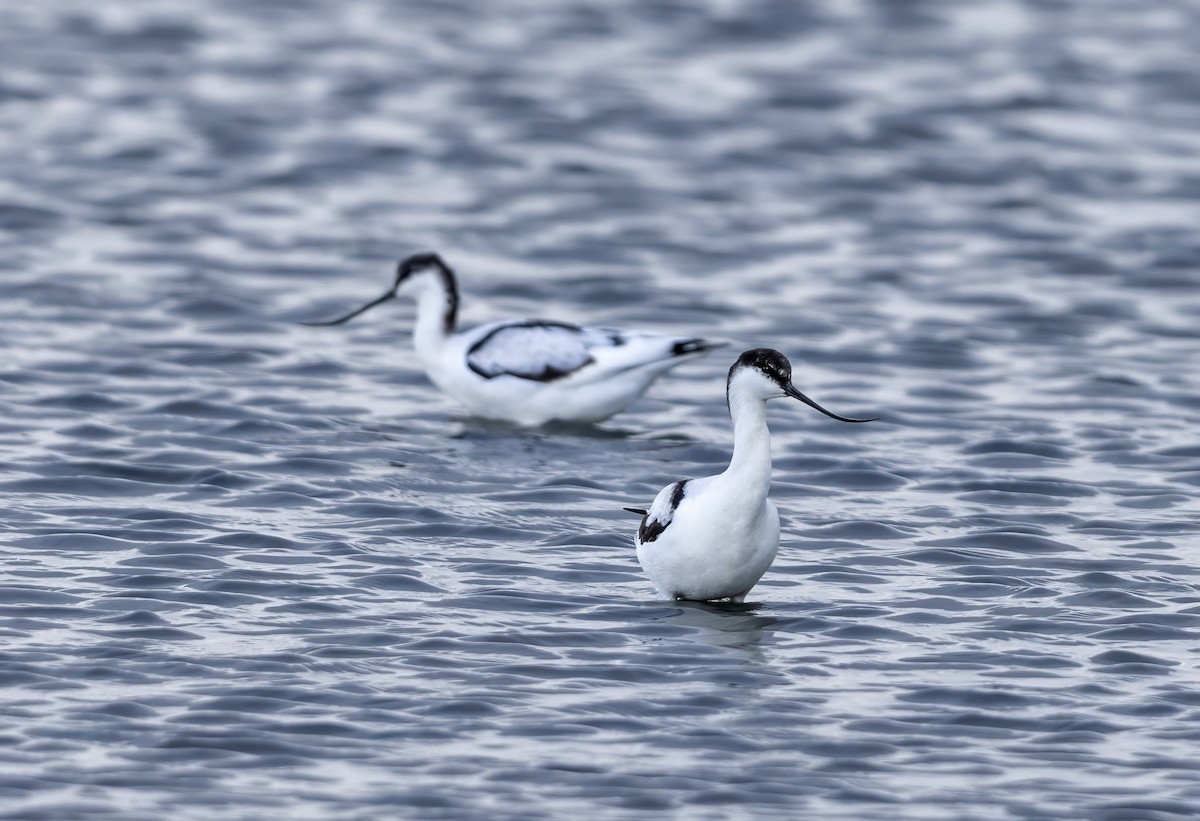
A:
[2,0,1200,818]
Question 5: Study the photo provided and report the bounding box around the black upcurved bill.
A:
[784,384,877,423]
[302,290,396,326]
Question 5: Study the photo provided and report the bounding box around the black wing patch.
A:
[466,321,596,382]
[638,480,688,544]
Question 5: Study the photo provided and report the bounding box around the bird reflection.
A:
[648,599,779,658]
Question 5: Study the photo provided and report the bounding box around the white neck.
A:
[722,390,773,499]
[409,276,455,361]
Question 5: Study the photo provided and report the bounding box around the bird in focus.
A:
[627,348,876,602]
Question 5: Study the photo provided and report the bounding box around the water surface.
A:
[2,0,1200,818]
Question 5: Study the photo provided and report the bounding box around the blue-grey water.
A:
[3,0,1200,818]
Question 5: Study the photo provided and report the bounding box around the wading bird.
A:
[305,253,725,426]
[626,349,875,602]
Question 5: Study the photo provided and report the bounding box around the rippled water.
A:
[3,0,1200,818]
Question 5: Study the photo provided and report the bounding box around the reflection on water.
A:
[649,600,778,656]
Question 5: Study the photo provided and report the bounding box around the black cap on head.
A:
[303,251,459,331]
[727,347,877,423]
[729,348,792,390]
[396,252,449,282]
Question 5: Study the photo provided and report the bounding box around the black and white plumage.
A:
[304,253,726,426]
[631,349,876,602]
[466,321,619,381]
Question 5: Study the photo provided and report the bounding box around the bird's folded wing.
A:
[466,321,623,381]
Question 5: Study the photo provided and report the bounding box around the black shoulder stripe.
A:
[670,479,689,510]
[490,363,584,382]
[638,480,688,544]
